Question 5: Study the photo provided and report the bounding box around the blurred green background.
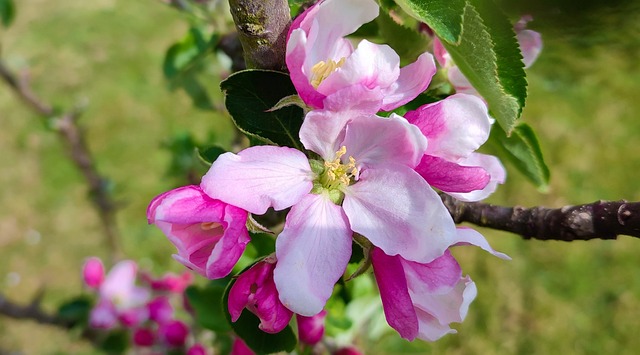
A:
[1,0,639,353]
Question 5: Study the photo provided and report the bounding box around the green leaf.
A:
[99,330,129,354]
[489,123,550,190]
[221,69,304,149]
[441,0,527,132]
[163,27,212,79]
[57,296,92,326]
[0,0,15,27]
[248,232,276,256]
[223,268,297,354]
[185,280,232,332]
[376,9,430,64]
[394,0,465,44]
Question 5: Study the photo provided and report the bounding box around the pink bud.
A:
[147,296,174,324]
[133,327,156,347]
[119,307,149,328]
[296,310,327,345]
[82,257,105,289]
[231,337,255,355]
[334,346,363,355]
[187,343,209,355]
[158,319,189,347]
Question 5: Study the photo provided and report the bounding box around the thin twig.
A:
[440,194,640,241]
[0,59,121,260]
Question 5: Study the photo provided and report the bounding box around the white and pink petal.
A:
[273,193,352,316]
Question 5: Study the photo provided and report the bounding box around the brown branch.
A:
[441,194,640,241]
[0,292,100,344]
[228,0,291,71]
[0,59,121,260]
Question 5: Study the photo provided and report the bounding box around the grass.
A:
[1,0,640,354]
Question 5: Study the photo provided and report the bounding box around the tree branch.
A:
[0,59,121,260]
[440,194,640,241]
[228,0,291,71]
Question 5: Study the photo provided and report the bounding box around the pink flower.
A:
[286,0,436,113]
[147,296,174,324]
[203,112,457,316]
[405,94,506,201]
[433,16,542,95]
[89,260,150,329]
[147,185,250,279]
[158,319,189,347]
[133,327,156,347]
[82,257,105,289]
[142,271,193,293]
[227,256,293,333]
[371,228,509,341]
[297,310,327,345]
[333,347,363,355]
[187,343,209,355]
[231,337,255,355]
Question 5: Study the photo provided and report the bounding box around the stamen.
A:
[310,58,346,89]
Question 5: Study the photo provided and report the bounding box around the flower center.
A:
[200,222,223,234]
[311,146,359,204]
[309,58,346,89]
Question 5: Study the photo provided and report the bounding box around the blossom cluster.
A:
[147,0,540,346]
[82,257,206,353]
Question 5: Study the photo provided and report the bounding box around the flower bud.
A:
[296,310,327,345]
[133,327,156,347]
[82,257,104,289]
[158,319,189,347]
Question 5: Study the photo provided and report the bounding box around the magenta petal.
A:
[274,194,352,316]
[286,30,326,108]
[201,146,314,214]
[447,153,506,202]
[381,52,437,111]
[371,248,418,340]
[415,155,490,193]
[401,251,462,294]
[296,310,327,345]
[343,166,456,263]
[228,258,294,333]
[342,114,427,169]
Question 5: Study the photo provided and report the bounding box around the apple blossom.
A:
[372,228,509,341]
[203,111,457,316]
[405,94,506,201]
[88,260,150,329]
[286,0,436,113]
[147,185,250,279]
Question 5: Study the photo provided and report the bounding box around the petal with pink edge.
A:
[414,155,490,193]
[342,114,427,169]
[401,251,462,294]
[371,248,418,341]
[286,30,326,108]
[451,227,511,260]
[343,166,456,263]
[323,84,384,115]
[447,153,506,202]
[517,29,542,69]
[300,110,353,161]
[404,94,491,161]
[381,52,437,111]
[274,193,352,316]
[201,146,314,215]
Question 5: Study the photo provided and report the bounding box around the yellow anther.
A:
[200,222,223,231]
[310,58,346,88]
[320,146,359,188]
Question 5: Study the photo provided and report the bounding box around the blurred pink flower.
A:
[187,343,209,355]
[89,260,150,329]
[231,337,255,355]
[147,185,250,279]
[147,296,174,324]
[286,0,435,113]
[133,327,156,347]
[158,319,189,347]
[142,271,193,293]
